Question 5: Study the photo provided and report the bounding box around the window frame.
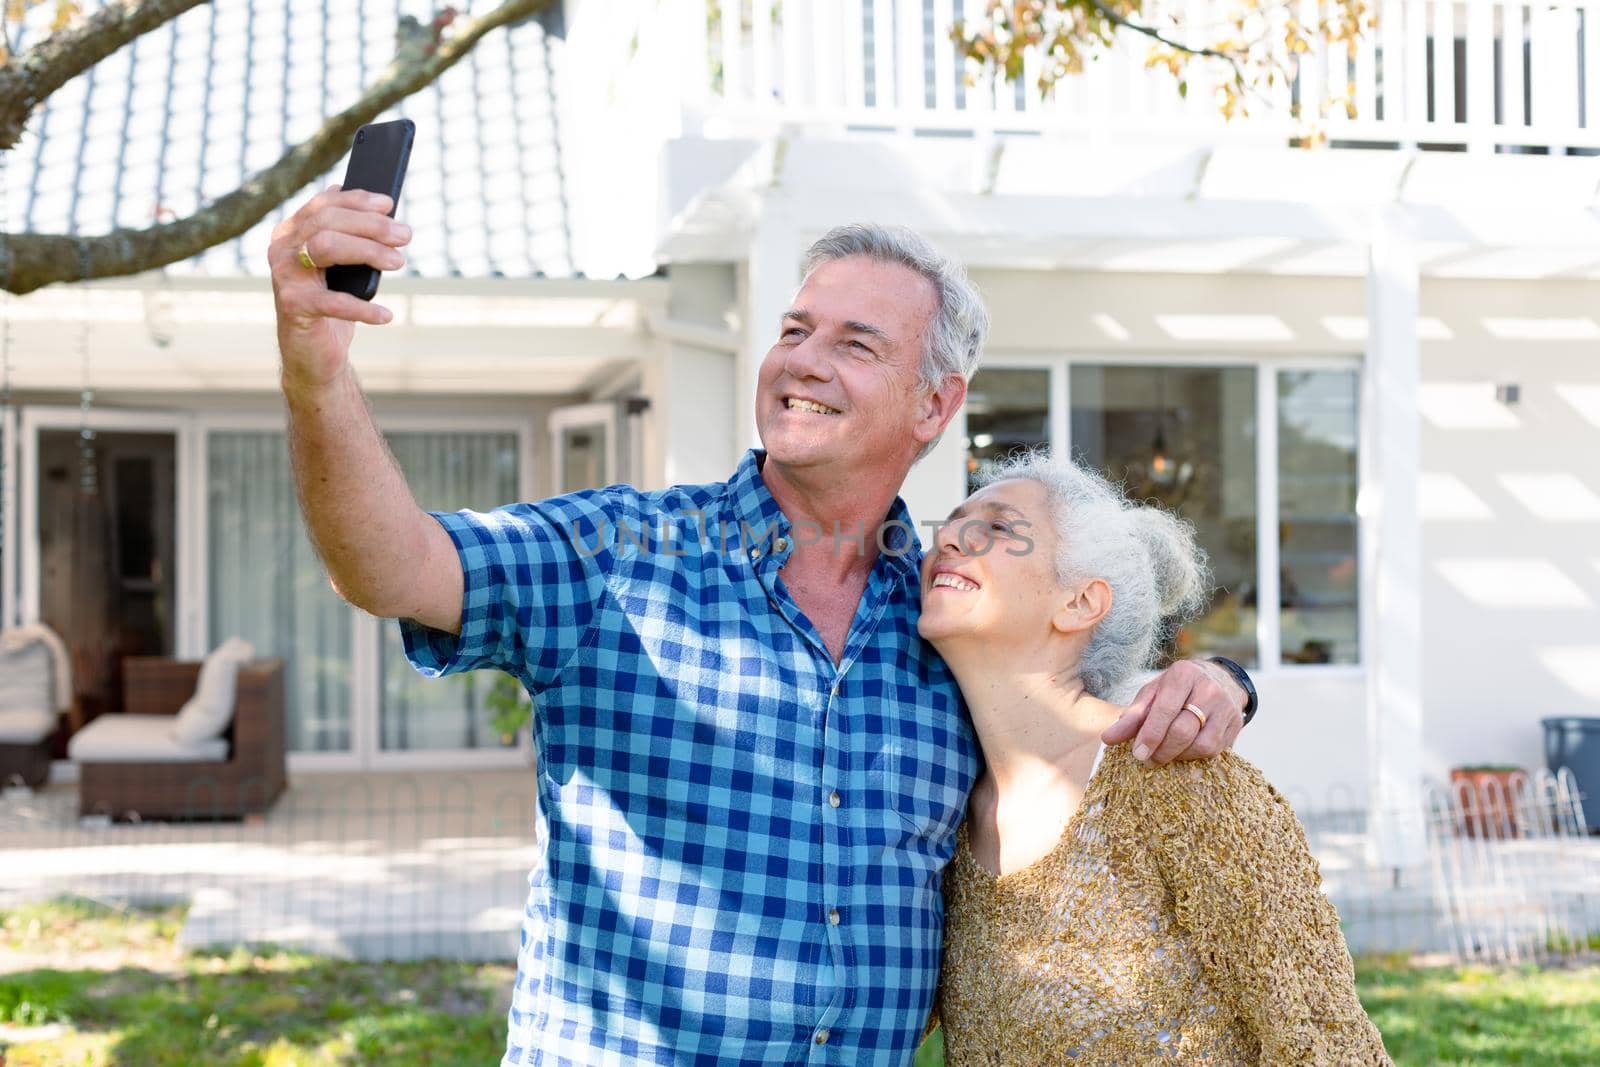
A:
[973,351,1364,676]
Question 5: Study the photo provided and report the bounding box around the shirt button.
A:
[828,908,840,925]
[774,536,789,552]
[749,547,761,560]
[815,1029,830,1045]
[828,790,841,808]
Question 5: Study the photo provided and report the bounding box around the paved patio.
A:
[0,771,540,961]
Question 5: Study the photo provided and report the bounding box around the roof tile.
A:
[6,0,576,281]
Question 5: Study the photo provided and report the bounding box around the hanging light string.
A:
[77,237,95,497]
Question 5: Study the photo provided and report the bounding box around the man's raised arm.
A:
[269,186,462,634]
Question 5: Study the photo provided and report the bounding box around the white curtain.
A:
[380,431,520,752]
[207,432,352,753]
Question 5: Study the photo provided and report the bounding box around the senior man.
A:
[269,188,1253,1066]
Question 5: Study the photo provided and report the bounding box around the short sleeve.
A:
[398,489,616,693]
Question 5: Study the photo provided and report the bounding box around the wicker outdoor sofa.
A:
[0,624,75,789]
[75,656,287,821]
[0,731,54,789]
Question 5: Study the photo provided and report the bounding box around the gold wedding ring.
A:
[297,243,320,271]
[1182,702,1208,728]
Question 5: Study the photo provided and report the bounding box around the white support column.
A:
[739,204,804,454]
[653,264,740,487]
[177,415,205,659]
[1363,209,1426,869]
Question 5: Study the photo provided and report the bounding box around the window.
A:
[964,367,1050,495]
[208,428,524,757]
[963,361,1361,670]
[379,431,521,752]
[1278,370,1360,665]
[1070,365,1259,667]
[209,431,353,753]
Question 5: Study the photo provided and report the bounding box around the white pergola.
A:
[0,273,668,397]
[656,134,1600,864]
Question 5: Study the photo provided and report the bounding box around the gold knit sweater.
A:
[934,745,1391,1065]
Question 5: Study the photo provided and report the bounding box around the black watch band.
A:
[1208,657,1258,726]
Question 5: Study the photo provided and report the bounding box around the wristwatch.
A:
[1208,657,1258,727]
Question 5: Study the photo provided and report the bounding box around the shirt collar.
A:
[725,449,924,579]
[726,449,790,541]
[878,494,923,579]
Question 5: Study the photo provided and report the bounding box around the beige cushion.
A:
[170,638,256,745]
[0,708,55,743]
[0,641,53,715]
[69,714,228,763]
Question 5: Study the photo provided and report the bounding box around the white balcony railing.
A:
[665,0,1600,153]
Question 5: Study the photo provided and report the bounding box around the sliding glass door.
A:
[208,431,353,754]
[203,417,532,769]
[377,431,521,754]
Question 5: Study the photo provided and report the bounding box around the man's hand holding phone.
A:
[270,118,415,397]
[268,186,410,396]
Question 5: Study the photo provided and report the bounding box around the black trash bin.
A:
[1542,717,1600,833]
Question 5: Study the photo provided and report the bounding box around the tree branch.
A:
[0,0,553,294]
[0,0,210,151]
[1082,0,1246,82]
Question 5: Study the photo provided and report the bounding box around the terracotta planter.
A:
[1449,767,1527,839]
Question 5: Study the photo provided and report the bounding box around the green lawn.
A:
[0,898,509,1066]
[917,955,1600,1066]
[3,897,1597,1065]
[1356,954,1600,1066]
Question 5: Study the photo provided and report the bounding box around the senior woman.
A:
[918,452,1390,1065]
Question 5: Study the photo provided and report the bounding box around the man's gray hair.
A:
[801,223,989,459]
[975,450,1212,700]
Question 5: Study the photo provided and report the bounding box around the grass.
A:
[1356,953,1600,1066]
[913,954,1600,1066]
[0,897,511,1066]
[3,898,1597,1065]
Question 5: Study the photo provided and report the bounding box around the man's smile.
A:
[784,396,843,415]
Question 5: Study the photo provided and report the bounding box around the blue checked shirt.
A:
[402,449,979,1066]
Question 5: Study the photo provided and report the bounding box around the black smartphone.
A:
[326,118,415,301]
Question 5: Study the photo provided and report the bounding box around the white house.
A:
[3,1,1598,840]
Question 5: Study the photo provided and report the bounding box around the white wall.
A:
[1416,277,1600,780]
[971,268,1367,358]
[650,264,739,488]
[1235,670,1370,807]
[896,409,969,547]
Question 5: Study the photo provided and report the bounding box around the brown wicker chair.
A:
[0,735,54,790]
[77,656,287,820]
[0,625,77,790]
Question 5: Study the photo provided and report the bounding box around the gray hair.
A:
[976,451,1212,699]
[801,223,989,460]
